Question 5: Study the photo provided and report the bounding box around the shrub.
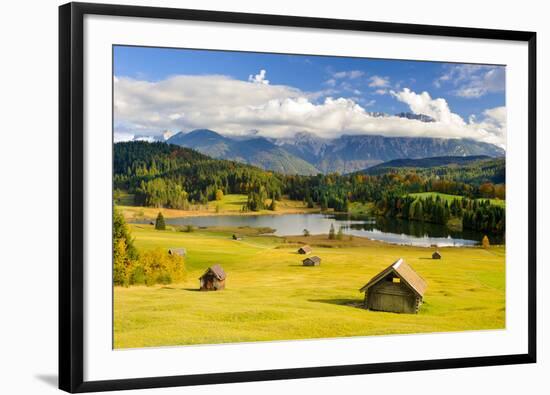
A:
[155,212,166,230]
[336,226,344,240]
[183,224,195,233]
[130,265,146,285]
[135,248,186,286]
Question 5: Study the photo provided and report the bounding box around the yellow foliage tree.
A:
[215,189,224,201]
[482,235,490,249]
[134,248,186,286]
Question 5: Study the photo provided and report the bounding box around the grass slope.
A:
[117,193,320,221]
[114,224,505,348]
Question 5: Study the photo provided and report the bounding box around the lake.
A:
[152,213,502,247]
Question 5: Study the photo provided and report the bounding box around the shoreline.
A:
[118,204,323,221]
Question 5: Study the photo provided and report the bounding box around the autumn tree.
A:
[113,207,138,286]
[482,235,490,249]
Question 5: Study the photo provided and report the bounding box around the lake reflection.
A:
[142,213,504,247]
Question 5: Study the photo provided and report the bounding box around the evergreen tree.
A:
[482,235,490,249]
[328,223,336,240]
[336,226,344,240]
[303,229,310,237]
[155,212,166,230]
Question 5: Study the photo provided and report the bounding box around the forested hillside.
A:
[114,141,284,209]
[114,141,505,234]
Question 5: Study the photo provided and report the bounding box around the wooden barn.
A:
[168,248,186,257]
[302,256,321,266]
[359,258,427,314]
[199,264,226,291]
[297,245,312,255]
[432,251,441,259]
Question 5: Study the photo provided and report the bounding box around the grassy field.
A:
[114,224,505,349]
[408,192,505,207]
[117,193,320,221]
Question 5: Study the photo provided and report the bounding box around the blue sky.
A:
[113,45,507,147]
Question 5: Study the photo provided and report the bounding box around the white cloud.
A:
[113,132,135,143]
[368,75,390,88]
[390,88,465,125]
[435,64,505,98]
[114,75,506,147]
[333,70,364,79]
[248,69,270,85]
[390,88,506,146]
[374,89,388,95]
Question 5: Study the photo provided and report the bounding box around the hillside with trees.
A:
[114,141,505,235]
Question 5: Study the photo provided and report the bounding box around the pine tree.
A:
[336,226,344,240]
[482,235,490,249]
[155,212,166,230]
[328,223,336,240]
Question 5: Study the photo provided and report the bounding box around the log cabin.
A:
[360,258,427,314]
[302,256,321,266]
[199,264,226,291]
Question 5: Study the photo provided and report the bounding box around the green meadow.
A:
[408,191,506,207]
[114,224,505,349]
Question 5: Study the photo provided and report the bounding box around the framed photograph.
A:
[59,2,537,393]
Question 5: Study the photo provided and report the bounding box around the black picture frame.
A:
[59,2,537,393]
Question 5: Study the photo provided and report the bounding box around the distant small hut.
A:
[359,258,427,314]
[298,245,312,255]
[432,251,441,259]
[168,248,186,257]
[302,256,321,266]
[199,264,226,291]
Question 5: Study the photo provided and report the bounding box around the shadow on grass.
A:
[308,298,365,309]
[181,288,202,292]
[418,257,440,260]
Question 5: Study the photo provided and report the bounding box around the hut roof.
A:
[359,258,427,297]
[303,256,321,264]
[168,248,186,256]
[200,264,226,281]
[432,251,441,257]
[298,245,312,253]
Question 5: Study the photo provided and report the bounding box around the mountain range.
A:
[164,128,504,175]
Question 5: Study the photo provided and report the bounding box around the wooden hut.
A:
[297,245,312,255]
[168,248,186,257]
[302,256,321,266]
[359,258,427,314]
[432,251,441,259]
[199,264,226,291]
